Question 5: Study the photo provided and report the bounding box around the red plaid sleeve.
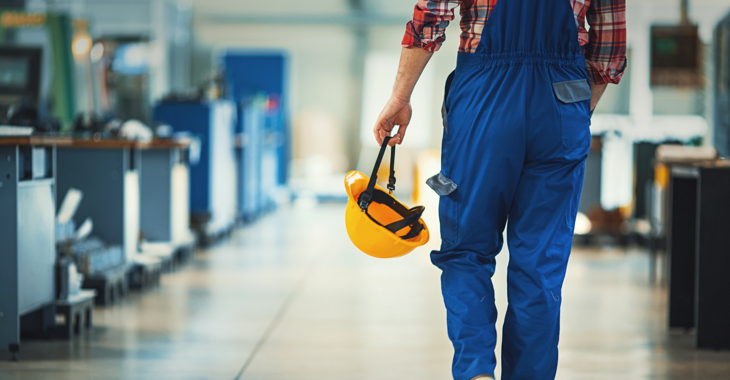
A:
[402,0,461,52]
[582,0,628,84]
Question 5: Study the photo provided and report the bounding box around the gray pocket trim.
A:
[426,173,457,196]
[552,79,591,103]
[441,101,448,131]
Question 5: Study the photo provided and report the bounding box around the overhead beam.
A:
[195,13,406,27]
[348,0,366,12]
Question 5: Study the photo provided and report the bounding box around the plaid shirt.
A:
[402,0,627,84]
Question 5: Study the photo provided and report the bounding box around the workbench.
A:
[56,139,143,297]
[139,139,195,269]
[667,161,730,349]
[153,101,237,244]
[0,135,70,358]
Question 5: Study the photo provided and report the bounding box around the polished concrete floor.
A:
[2,203,730,379]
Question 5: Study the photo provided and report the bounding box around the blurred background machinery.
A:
[1,0,730,362]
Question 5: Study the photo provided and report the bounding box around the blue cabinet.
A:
[223,52,290,221]
[153,101,237,237]
[0,140,60,356]
[238,100,263,221]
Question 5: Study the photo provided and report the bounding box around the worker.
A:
[373,0,627,378]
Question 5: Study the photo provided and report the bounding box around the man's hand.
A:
[372,47,433,146]
[590,82,608,112]
[373,97,412,146]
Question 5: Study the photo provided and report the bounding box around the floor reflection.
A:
[1,204,728,379]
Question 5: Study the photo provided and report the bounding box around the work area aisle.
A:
[2,204,729,380]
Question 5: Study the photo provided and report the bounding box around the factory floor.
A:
[2,203,730,380]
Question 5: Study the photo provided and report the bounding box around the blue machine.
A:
[222,52,289,221]
[238,98,263,221]
[262,99,284,210]
[152,100,237,238]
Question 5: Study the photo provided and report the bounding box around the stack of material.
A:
[56,189,125,276]
[68,238,125,276]
[56,188,129,305]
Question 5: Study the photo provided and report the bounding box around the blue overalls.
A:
[427,0,592,379]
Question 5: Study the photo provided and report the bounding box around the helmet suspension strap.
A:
[388,144,396,195]
[359,135,397,211]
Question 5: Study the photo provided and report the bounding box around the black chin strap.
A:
[357,135,425,241]
[366,191,425,240]
[359,136,396,211]
[388,142,396,193]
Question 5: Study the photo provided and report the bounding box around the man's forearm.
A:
[590,83,608,112]
[391,47,434,102]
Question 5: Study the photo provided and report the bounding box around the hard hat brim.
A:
[344,171,430,258]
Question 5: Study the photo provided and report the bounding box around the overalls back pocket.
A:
[427,173,459,244]
[552,79,591,149]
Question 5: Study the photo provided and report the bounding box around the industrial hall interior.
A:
[1,0,730,379]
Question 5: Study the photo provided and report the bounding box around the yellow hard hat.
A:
[344,136,429,259]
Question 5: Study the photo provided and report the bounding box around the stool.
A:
[56,290,96,339]
[130,255,163,290]
[83,266,129,306]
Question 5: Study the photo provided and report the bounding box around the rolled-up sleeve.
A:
[402,0,460,52]
[585,0,628,84]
